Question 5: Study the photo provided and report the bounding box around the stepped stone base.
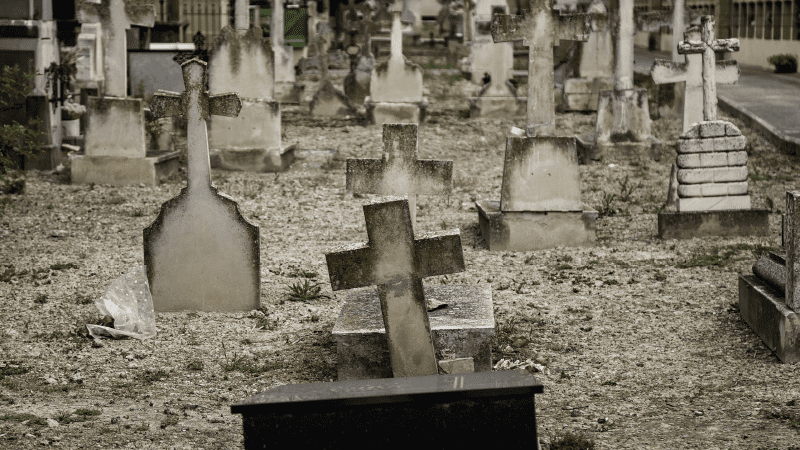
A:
[576,134,663,164]
[365,99,427,125]
[332,284,494,381]
[476,199,597,251]
[657,209,770,239]
[70,151,180,186]
[739,274,800,363]
[209,145,295,172]
[468,96,526,118]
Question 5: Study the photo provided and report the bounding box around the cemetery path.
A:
[0,71,799,449]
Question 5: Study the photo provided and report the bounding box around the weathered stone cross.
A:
[651,19,739,132]
[346,124,453,228]
[491,0,591,136]
[150,59,242,192]
[325,197,465,377]
[77,0,156,97]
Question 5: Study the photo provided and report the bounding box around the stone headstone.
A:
[467,0,513,84]
[75,22,105,91]
[144,59,260,312]
[346,124,452,228]
[562,0,613,112]
[231,370,544,448]
[325,197,465,378]
[468,26,524,118]
[309,36,357,117]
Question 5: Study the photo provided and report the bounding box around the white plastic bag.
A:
[86,266,156,340]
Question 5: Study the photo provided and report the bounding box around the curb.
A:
[717,94,800,156]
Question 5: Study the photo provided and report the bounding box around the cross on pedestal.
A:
[325,197,465,377]
[651,23,740,132]
[150,59,242,192]
[389,9,405,64]
[676,15,740,122]
[312,33,331,81]
[77,0,156,98]
[491,0,590,136]
[346,124,453,228]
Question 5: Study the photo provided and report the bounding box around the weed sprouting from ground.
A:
[287,279,329,302]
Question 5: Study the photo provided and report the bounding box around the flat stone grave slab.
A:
[332,284,494,380]
[231,369,543,448]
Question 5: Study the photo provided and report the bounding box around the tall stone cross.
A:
[145,59,260,312]
[235,0,250,31]
[325,197,465,377]
[77,0,156,97]
[651,20,740,132]
[491,0,590,136]
[346,124,453,228]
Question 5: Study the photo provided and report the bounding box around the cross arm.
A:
[635,10,671,32]
[413,160,453,195]
[678,38,739,54]
[650,59,688,85]
[325,243,375,291]
[413,230,464,278]
[125,4,157,28]
[150,90,183,119]
[556,13,591,42]
[346,158,383,194]
[209,93,243,117]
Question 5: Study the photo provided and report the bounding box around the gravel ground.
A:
[0,69,799,449]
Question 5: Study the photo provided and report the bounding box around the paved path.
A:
[634,47,800,154]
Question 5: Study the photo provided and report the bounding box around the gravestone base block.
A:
[576,134,662,164]
[69,151,180,186]
[738,274,800,363]
[231,370,543,448]
[209,144,296,173]
[275,82,304,104]
[562,77,614,111]
[365,98,427,125]
[310,82,357,117]
[476,200,598,252]
[657,209,770,239]
[332,284,494,381]
[468,96,526,118]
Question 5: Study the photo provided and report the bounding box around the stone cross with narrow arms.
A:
[651,21,740,132]
[77,0,156,97]
[346,124,453,226]
[491,0,590,136]
[150,59,242,192]
[676,15,739,122]
[325,197,465,377]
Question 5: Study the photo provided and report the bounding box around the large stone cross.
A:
[651,22,740,132]
[150,59,242,192]
[77,0,156,97]
[325,197,465,377]
[676,15,740,123]
[346,124,453,227]
[491,0,590,136]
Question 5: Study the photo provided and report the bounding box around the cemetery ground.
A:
[1,69,799,450]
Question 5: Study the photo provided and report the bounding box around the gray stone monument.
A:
[70,0,180,186]
[309,35,358,117]
[326,197,494,380]
[144,59,260,312]
[466,0,514,85]
[562,0,613,112]
[657,16,769,240]
[474,0,598,252]
[207,0,294,172]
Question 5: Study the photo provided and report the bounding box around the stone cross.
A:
[614,0,636,92]
[676,15,740,123]
[346,124,453,228]
[77,0,156,98]
[235,0,250,31]
[150,59,242,192]
[491,0,590,136]
[787,191,800,310]
[325,197,465,377]
[651,23,740,132]
[390,9,404,64]
[272,0,284,47]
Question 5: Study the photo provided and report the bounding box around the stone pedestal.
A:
[563,77,613,111]
[657,209,770,239]
[739,274,800,363]
[469,95,526,118]
[71,151,180,186]
[576,135,663,164]
[332,284,494,381]
[365,98,428,125]
[476,200,597,251]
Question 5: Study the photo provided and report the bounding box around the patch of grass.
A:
[765,410,800,427]
[598,192,616,217]
[55,408,101,424]
[138,369,169,384]
[186,360,204,371]
[550,431,595,450]
[601,380,618,386]
[134,423,149,432]
[617,175,635,202]
[131,209,144,217]
[287,279,329,302]
[50,262,78,271]
[33,293,47,304]
[677,243,776,269]
[0,361,29,379]
[0,413,46,427]
[222,354,284,374]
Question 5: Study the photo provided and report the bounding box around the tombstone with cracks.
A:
[325,197,494,380]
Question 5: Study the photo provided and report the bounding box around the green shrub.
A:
[0,66,43,177]
[768,54,798,73]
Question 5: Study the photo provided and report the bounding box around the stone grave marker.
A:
[309,34,357,116]
[207,0,294,172]
[71,0,180,186]
[346,123,452,229]
[740,190,800,362]
[468,27,525,118]
[562,0,613,112]
[74,22,104,92]
[365,9,428,125]
[231,370,544,448]
[326,197,494,380]
[474,0,597,251]
[272,0,305,103]
[466,0,514,85]
[144,58,260,312]
[344,2,377,106]
[657,16,768,239]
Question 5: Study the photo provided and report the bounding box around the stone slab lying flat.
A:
[70,151,180,186]
[657,208,770,239]
[332,284,494,381]
[468,96,526,118]
[209,144,295,173]
[676,195,751,212]
[739,274,800,363]
[365,100,428,125]
[476,199,597,251]
[231,370,543,448]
